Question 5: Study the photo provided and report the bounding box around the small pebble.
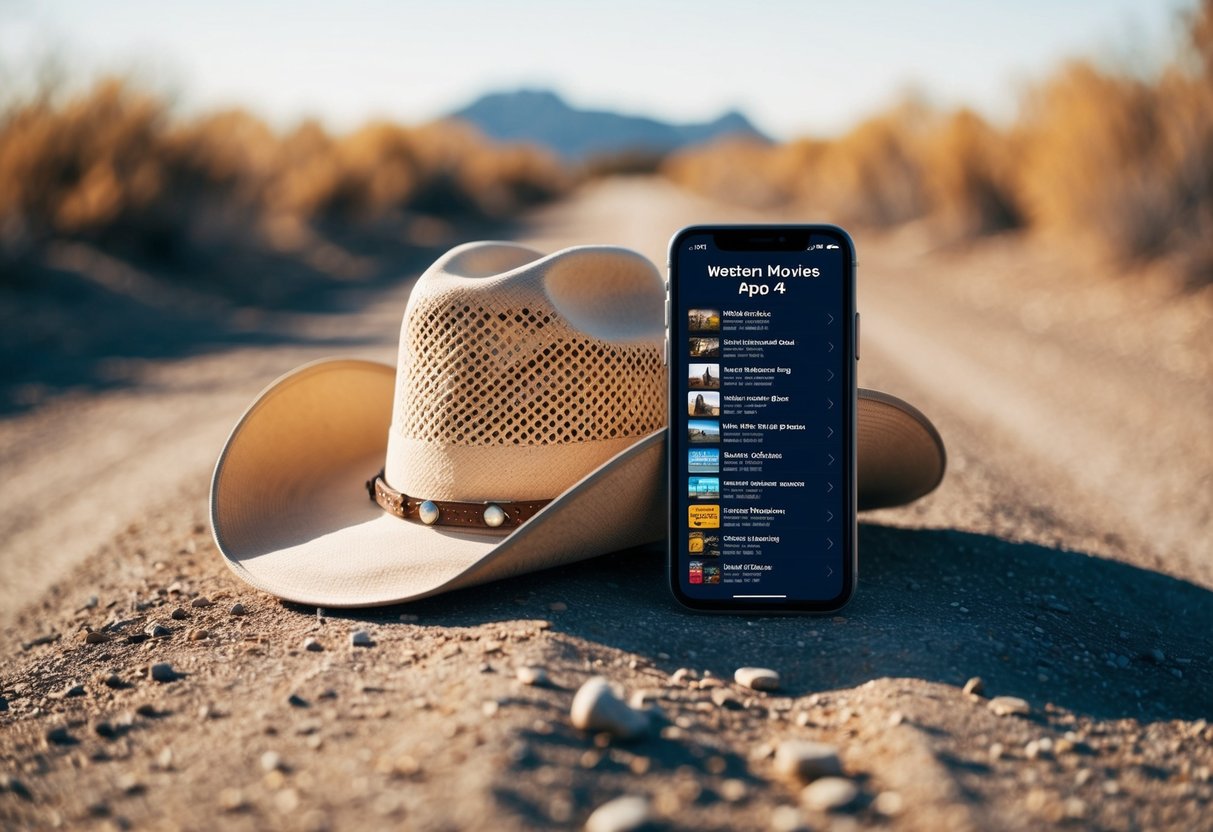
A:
[170,608,188,621]
[774,740,842,781]
[720,778,748,802]
[188,628,210,642]
[149,662,180,683]
[670,668,696,684]
[84,631,111,644]
[45,726,75,745]
[2,776,32,800]
[103,674,125,689]
[963,676,985,696]
[770,805,809,832]
[988,696,1031,717]
[711,688,743,710]
[516,666,550,686]
[260,751,284,772]
[287,694,309,709]
[94,721,118,739]
[735,666,780,691]
[146,622,171,638]
[570,677,650,740]
[218,787,246,811]
[191,596,214,608]
[303,637,324,652]
[584,795,651,832]
[801,776,860,811]
[135,704,159,718]
[350,630,374,648]
[873,791,904,816]
[60,683,86,698]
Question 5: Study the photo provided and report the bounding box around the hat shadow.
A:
[334,522,1212,723]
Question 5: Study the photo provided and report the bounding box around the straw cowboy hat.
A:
[211,242,945,607]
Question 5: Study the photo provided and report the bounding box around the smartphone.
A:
[666,225,857,613]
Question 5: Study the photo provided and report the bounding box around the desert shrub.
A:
[0,79,570,284]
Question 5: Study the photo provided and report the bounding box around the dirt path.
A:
[1,178,1210,831]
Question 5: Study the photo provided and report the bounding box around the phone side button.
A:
[855,312,860,361]
[663,335,668,366]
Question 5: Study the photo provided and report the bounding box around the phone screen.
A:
[667,226,856,612]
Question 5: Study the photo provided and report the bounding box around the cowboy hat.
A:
[210,241,944,607]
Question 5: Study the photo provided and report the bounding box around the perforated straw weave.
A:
[384,243,667,503]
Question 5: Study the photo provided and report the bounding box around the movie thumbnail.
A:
[689,560,704,584]
[687,419,719,444]
[703,564,721,584]
[688,531,721,558]
[688,476,720,499]
[688,448,719,474]
[688,363,720,390]
[688,504,720,529]
[689,336,720,358]
[688,309,720,333]
[688,391,720,417]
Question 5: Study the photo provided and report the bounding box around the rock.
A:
[60,683,86,698]
[45,725,75,745]
[669,668,696,685]
[218,787,246,812]
[988,696,1031,717]
[720,778,748,802]
[135,703,159,718]
[94,721,118,739]
[188,628,210,642]
[146,622,171,638]
[229,603,247,616]
[260,751,284,772]
[84,631,111,644]
[516,666,550,686]
[963,676,985,696]
[350,630,374,648]
[873,791,904,816]
[584,795,651,832]
[303,637,324,652]
[801,777,860,811]
[774,740,842,781]
[711,688,743,710]
[770,805,809,832]
[149,662,181,683]
[734,666,780,691]
[102,673,126,689]
[191,596,214,609]
[170,607,188,621]
[570,677,650,740]
[2,775,32,800]
[288,694,309,709]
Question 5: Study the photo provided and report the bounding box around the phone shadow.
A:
[345,522,1211,724]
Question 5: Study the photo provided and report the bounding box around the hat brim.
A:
[211,360,944,606]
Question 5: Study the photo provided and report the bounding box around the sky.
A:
[0,0,1192,139]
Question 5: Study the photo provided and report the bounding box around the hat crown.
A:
[384,243,666,503]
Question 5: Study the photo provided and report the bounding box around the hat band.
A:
[366,471,551,530]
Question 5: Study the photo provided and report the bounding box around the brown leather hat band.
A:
[366,471,551,529]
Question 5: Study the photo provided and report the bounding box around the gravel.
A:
[350,630,374,648]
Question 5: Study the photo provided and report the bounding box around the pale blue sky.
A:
[0,0,1191,138]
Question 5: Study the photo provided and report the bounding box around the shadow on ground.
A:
[326,523,1212,724]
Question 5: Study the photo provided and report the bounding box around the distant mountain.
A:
[448,89,770,161]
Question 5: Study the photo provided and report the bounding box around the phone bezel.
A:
[666,224,858,614]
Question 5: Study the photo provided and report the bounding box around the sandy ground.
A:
[1,177,1211,831]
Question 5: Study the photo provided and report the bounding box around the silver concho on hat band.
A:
[483,504,507,528]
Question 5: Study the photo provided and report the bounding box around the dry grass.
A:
[664,1,1213,283]
[0,79,570,286]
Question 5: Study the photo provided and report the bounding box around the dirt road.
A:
[2,178,1211,831]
